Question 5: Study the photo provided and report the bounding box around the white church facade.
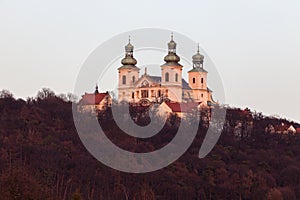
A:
[118,34,215,107]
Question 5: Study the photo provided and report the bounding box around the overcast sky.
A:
[0,0,299,122]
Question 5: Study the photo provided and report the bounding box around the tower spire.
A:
[192,43,204,69]
[95,84,99,94]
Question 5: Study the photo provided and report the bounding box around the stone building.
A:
[118,34,215,107]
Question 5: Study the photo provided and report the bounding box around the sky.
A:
[0,0,299,122]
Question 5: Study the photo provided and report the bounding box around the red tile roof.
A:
[296,128,300,133]
[165,102,200,113]
[79,93,107,105]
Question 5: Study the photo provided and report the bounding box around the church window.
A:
[158,90,161,97]
[141,90,149,98]
[151,90,155,97]
[201,93,204,98]
[175,73,178,82]
[122,75,126,85]
[165,73,169,82]
[193,78,196,84]
[132,92,134,99]
[201,78,204,84]
[132,76,135,83]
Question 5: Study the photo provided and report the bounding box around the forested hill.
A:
[0,89,300,200]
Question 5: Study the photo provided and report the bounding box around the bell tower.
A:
[118,37,140,102]
[161,33,183,102]
[188,44,208,102]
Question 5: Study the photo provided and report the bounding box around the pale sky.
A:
[0,0,300,122]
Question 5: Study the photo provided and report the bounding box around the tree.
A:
[267,188,283,200]
[36,88,55,100]
[71,189,83,200]
[67,93,78,102]
[0,89,14,98]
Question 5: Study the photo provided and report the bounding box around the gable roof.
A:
[79,92,108,105]
[165,102,200,113]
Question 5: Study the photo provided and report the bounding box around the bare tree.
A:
[67,93,78,102]
[0,89,14,98]
[36,88,55,100]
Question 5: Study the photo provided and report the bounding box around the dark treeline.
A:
[0,88,300,200]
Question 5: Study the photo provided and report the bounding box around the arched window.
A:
[132,92,134,99]
[175,73,178,82]
[158,90,161,97]
[132,76,135,83]
[165,73,169,82]
[122,75,126,85]
[201,78,204,84]
[193,78,196,84]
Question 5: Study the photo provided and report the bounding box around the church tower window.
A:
[193,78,196,84]
[132,76,135,83]
[175,73,178,82]
[201,78,204,84]
[122,75,126,85]
[165,73,169,82]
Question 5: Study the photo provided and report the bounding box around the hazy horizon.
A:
[1,0,300,122]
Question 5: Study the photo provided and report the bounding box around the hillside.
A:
[0,90,300,200]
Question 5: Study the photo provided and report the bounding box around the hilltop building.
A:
[79,34,216,114]
[78,86,111,112]
[117,34,215,107]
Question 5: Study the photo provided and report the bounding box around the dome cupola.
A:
[163,33,181,64]
[192,44,204,68]
[120,36,138,67]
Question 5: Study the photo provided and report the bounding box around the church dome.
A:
[192,44,204,63]
[163,33,180,64]
[192,52,204,62]
[121,55,137,66]
[164,53,180,63]
[120,36,137,67]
